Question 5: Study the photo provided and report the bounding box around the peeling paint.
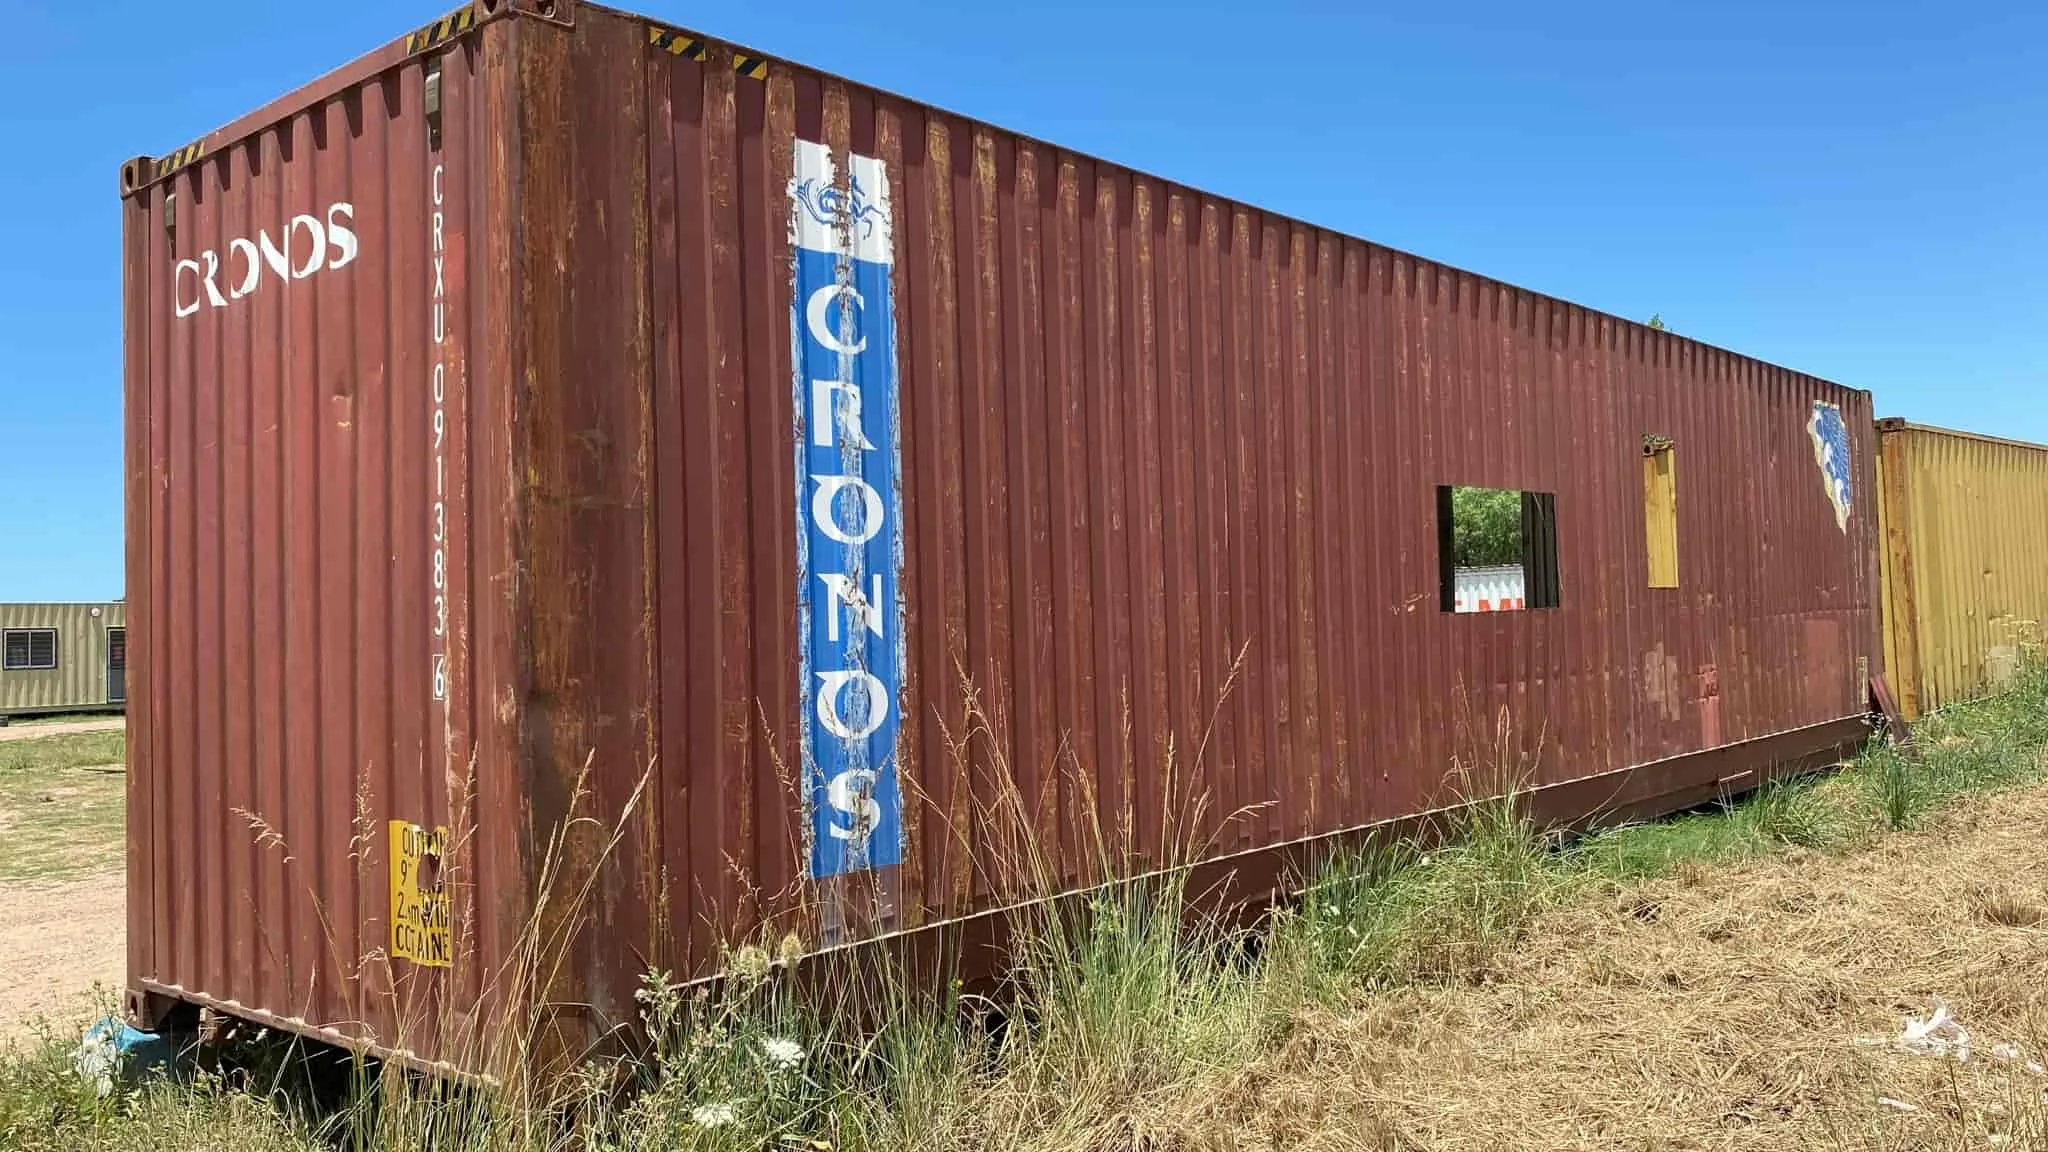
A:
[1809,401,1853,533]
[790,138,906,881]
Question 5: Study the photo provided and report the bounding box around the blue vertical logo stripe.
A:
[791,140,906,880]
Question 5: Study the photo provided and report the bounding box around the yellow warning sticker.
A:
[390,820,453,969]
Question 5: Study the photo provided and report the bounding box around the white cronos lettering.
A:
[173,202,358,319]
[790,138,907,881]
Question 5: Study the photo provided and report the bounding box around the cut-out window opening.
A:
[1437,486,1561,613]
[1644,436,1678,588]
[1,628,58,671]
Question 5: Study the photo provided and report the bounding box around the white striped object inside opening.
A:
[1452,565,1527,614]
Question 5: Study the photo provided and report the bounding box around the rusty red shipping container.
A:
[120,0,1880,1073]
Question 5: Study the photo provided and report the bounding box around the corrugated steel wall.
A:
[0,603,125,714]
[605,2,1880,1007]
[121,18,509,1064]
[1877,419,2048,719]
[122,3,1881,1069]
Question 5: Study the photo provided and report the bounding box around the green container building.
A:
[0,602,127,721]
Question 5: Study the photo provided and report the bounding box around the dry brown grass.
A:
[9,669,2047,1151]
[1165,784,2048,1152]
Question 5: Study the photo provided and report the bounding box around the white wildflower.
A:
[762,1036,805,1070]
[690,1101,739,1129]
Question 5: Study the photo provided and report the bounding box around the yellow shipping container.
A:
[1877,420,2048,719]
[0,602,127,719]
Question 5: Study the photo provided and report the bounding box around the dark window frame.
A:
[1521,491,1562,609]
[2,628,59,671]
[1437,485,1562,613]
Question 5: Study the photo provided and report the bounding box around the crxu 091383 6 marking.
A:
[428,159,449,703]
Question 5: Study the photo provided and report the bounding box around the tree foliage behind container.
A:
[1451,487,1524,568]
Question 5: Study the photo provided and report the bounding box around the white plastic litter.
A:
[1989,1041,2048,1077]
[1875,1096,1918,1113]
[1857,999,2048,1079]
[73,1027,117,1098]
[1857,998,1975,1064]
[1901,998,1973,1062]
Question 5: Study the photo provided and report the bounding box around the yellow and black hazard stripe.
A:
[647,25,707,60]
[647,23,767,79]
[153,141,206,181]
[406,5,477,56]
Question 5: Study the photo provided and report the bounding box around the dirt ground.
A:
[0,873,124,1044]
[0,719,129,1044]
[0,717,124,744]
[1181,783,2048,1151]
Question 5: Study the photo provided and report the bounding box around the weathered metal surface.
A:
[1876,419,2048,719]
[624,0,1880,992]
[0,602,126,715]
[121,14,503,1064]
[122,0,1882,1071]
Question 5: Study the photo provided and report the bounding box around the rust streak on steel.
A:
[122,1,1881,1073]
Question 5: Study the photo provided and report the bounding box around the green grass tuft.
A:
[0,1028,321,1152]
[3,660,2047,1150]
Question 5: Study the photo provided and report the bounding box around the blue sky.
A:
[2,0,2041,600]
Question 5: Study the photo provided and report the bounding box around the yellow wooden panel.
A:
[1644,445,1678,589]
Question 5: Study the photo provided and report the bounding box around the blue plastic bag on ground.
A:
[73,1017,173,1095]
